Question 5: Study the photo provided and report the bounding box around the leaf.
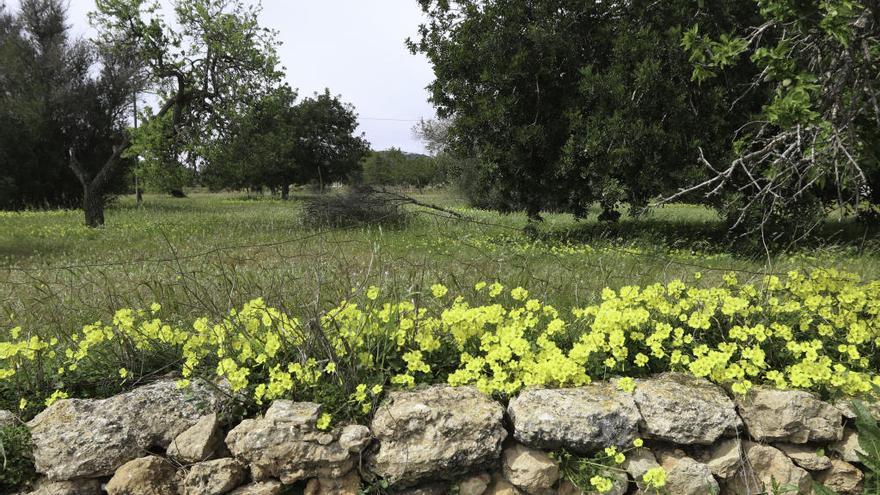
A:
[852,400,880,474]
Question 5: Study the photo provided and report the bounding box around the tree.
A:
[0,0,131,210]
[410,0,609,219]
[70,0,282,226]
[560,0,764,217]
[361,149,444,189]
[412,118,453,156]
[288,90,370,192]
[409,0,757,220]
[205,85,298,193]
[677,0,880,242]
[206,88,369,197]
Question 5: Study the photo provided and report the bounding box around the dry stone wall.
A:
[13,372,874,495]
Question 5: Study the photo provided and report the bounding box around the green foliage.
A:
[0,0,132,210]
[128,110,197,194]
[681,0,880,241]
[410,0,762,220]
[77,0,283,224]
[0,424,35,490]
[290,90,370,189]
[361,149,445,189]
[206,88,369,194]
[853,398,880,492]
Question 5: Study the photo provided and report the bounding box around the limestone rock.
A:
[458,472,492,495]
[655,450,718,495]
[736,387,843,443]
[394,482,451,495]
[815,460,864,495]
[368,385,506,487]
[486,473,523,495]
[169,413,224,464]
[27,379,226,480]
[338,424,371,453]
[508,383,641,453]
[227,481,284,495]
[0,409,16,427]
[831,429,864,463]
[304,470,362,495]
[502,444,559,495]
[105,455,179,495]
[184,458,246,495]
[697,437,742,479]
[26,479,102,495]
[832,398,880,421]
[724,443,811,495]
[225,400,361,484]
[623,448,660,487]
[633,373,738,445]
[775,443,832,471]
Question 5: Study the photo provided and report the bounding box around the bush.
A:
[0,424,35,490]
[301,189,410,228]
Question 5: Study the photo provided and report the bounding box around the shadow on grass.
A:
[541,216,880,257]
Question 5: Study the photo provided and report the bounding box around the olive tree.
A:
[70,0,282,226]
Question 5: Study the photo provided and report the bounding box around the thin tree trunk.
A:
[281,183,290,200]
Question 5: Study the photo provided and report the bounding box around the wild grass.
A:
[2,189,878,344]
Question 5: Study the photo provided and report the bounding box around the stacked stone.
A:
[13,373,874,495]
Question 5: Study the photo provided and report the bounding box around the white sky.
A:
[14,0,437,153]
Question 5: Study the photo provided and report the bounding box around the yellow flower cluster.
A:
[447,270,880,397]
[2,270,878,419]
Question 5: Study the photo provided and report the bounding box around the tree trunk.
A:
[69,145,124,228]
[83,186,105,227]
[281,183,290,200]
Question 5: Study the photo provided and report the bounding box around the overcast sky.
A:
[13,0,437,153]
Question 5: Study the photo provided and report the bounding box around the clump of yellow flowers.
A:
[2,268,879,428]
[553,438,666,493]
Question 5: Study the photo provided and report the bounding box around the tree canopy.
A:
[205,88,370,196]
[0,0,132,210]
[678,0,880,241]
[60,0,284,225]
[411,0,880,242]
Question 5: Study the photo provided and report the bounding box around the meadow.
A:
[1,189,880,412]
[3,190,879,331]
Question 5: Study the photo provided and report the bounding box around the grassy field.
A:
[1,189,880,480]
[2,188,879,340]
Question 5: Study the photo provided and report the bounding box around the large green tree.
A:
[72,0,282,226]
[288,90,370,191]
[560,0,763,217]
[410,0,609,219]
[410,0,758,220]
